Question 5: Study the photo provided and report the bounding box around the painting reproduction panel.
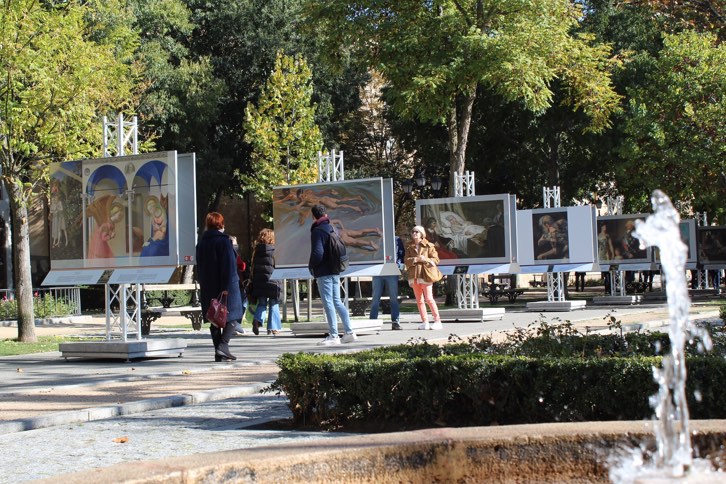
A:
[273,179,385,268]
[697,226,726,264]
[416,195,510,265]
[596,215,650,265]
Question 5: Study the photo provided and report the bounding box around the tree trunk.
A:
[8,182,36,342]
[181,265,194,284]
[446,85,477,195]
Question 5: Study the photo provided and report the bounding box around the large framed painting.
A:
[48,151,196,271]
[272,178,392,269]
[697,226,726,264]
[415,194,514,265]
[653,220,697,264]
[517,206,597,266]
[596,214,651,265]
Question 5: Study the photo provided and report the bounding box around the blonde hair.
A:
[256,228,275,245]
[412,225,426,238]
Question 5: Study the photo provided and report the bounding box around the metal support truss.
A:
[104,283,142,341]
[103,113,138,157]
[453,171,478,308]
[610,269,626,297]
[317,150,344,183]
[546,272,566,302]
[454,170,475,197]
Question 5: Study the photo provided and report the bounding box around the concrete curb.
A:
[0,381,272,436]
[0,315,91,327]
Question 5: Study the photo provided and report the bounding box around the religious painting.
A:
[516,206,597,266]
[48,151,190,271]
[415,195,513,265]
[272,178,388,268]
[596,215,651,265]
[532,211,569,261]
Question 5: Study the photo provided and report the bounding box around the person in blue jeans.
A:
[308,204,357,346]
[250,228,282,335]
[370,235,405,330]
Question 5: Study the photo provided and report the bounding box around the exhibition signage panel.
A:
[415,194,516,266]
[517,206,597,267]
[272,178,395,272]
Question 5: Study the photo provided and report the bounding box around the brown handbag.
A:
[422,265,443,283]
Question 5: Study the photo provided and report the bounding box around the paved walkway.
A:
[0,294,720,482]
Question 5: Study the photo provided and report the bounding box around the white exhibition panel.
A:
[415,193,516,266]
[272,177,393,270]
[48,151,197,274]
[516,206,597,267]
[176,153,198,265]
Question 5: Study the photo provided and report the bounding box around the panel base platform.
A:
[591,295,643,306]
[59,339,187,361]
[434,308,505,322]
[290,318,383,336]
[525,301,587,312]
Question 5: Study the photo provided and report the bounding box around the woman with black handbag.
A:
[196,212,243,361]
[250,228,283,335]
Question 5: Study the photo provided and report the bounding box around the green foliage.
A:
[618,30,725,216]
[0,294,76,320]
[0,0,138,193]
[242,51,322,205]
[271,329,726,429]
[307,0,621,187]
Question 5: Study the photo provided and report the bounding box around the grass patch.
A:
[0,335,103,356]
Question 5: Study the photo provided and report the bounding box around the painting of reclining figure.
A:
[272,179,387,268]
[416,195,513,265]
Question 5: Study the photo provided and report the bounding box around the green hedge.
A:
[270,333,726,429]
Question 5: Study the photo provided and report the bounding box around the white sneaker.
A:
[418,322,431,330]
[318,335,341,346]
[341,333,358,343]
[430,321,443,330]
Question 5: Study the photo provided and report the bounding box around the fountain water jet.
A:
[611,189,715,481]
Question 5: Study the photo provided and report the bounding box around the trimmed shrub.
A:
[270,333,726,429]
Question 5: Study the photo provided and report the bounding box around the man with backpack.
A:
[309,203,358,346]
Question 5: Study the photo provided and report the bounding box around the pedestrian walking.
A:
[250,228,282,335]
[196,212,243,361]
[308,204,358,346]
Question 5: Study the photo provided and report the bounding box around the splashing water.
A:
[609,190,713,482]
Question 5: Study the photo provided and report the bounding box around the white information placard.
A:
[107,267,176,284]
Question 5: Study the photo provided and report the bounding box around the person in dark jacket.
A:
[250,228,282,335]
[308,204,357,346]
[196,212,243,361]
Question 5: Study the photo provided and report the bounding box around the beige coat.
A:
[404,238,441,283]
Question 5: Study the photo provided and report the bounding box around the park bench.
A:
[140,283,202,335]
[481,283,525,304]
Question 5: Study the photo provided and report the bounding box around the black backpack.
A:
[317,226,349,274]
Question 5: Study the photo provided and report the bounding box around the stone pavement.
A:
[0,297,720,483]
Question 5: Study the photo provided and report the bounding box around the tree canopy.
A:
[243,52,322,206]
[618,30,725,217]
[306,0,621,194]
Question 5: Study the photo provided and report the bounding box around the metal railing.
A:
[0,286,82,316]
